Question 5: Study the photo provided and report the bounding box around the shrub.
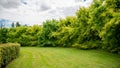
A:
[0,43,20,68]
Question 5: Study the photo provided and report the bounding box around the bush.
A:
[0,43,20,68]
[100,18,120,53]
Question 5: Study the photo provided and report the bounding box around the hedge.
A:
[0,43,20,68]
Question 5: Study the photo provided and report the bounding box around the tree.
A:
[16,22,21,27]
[0,28,8,43]
[11,22,15,27]
[38,19,58,47]
[52,16,78,47]
[0,22,3,29]
[99,0,120,53]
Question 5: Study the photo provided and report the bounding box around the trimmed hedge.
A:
[0,43,20,68]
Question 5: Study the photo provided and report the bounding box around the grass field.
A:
[6,47,120,68]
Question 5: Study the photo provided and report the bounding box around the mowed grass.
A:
[6,47,120,68]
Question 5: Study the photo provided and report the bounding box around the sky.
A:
[0,0,92,26]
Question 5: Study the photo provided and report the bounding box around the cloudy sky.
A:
[0,0,92,26]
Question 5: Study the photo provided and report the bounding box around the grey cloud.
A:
[47,5,79,19]
[75,0,82,2]
[48,9,57,14]
[40,4,50,11]
[0,0,21,9]
[36,1,51,12]
[61,6,79,16]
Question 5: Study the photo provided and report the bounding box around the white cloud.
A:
[0,0,92,25]
[0,0,21,9]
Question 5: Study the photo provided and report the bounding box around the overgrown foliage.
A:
[7,25,42,46]
[38,19,58,47]
[0,43,20,68]
[0,0,119,53]
[0,28,8,43]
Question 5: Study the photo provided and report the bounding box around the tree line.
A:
[0,0,120,54]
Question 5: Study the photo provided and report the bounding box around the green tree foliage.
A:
[0,28,8,43]
[16,22,21,27]
[51,16,78,47]
[76,7,91,43]
[7,25,42,46]
[99,0,120,53]
[88,0,120,53]
[38,19,58,47]
[100,18,120,53]
[72,6,101,49]
[11,22,15,27]
[0,22,3,29]
[0,0,119,54]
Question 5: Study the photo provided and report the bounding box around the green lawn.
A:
[6,47,120,68]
